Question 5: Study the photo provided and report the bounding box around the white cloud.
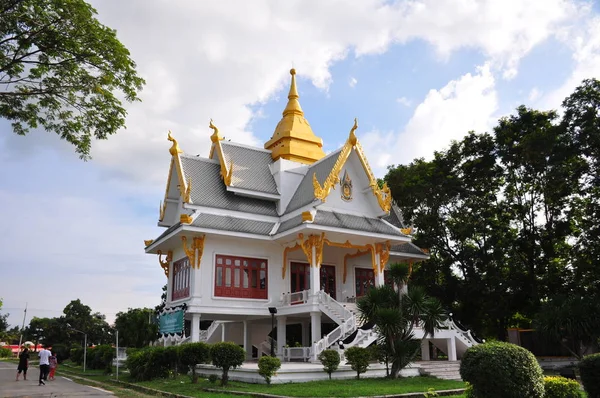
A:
[349,77,358,88]
[361,64,498,176]
[528,87,542,102]
[396,96,412,107]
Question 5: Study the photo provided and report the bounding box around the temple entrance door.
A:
[320,265,336,299]
[355,268,375,297]
[290,262,310,293]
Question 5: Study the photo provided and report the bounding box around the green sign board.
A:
[159,310,184,335]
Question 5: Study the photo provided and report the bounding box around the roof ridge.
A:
[221,140,272,154]
[180,154,218,164]
[308,147,343,169]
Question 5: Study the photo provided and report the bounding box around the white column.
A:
[374,251,384,287]
[421,339,430,361]
[243,321,250,360]
[310,311,322,361]
[309,245,320,299]
[191,313,201,342]
[447,337,457,361]
[301,321,310,347]
[221,322,226,342]
[276,316,287,360]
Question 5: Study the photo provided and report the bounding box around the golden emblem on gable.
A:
[340,170,353,202]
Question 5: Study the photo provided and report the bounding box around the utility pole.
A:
[17,303,27,351]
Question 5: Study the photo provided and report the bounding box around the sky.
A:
[1,0,599,328]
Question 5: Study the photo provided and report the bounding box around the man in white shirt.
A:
[38,345,51,386]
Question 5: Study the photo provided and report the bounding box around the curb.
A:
[202,388,467,398]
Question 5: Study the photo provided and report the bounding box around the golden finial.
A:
[349,118,358,146]
[167,130,183,156]
[283,68,303,116]
[209,119,223,143]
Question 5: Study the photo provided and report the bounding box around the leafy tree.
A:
[357,281,445,378]
[155,284,167,314]
[179,342,210,383]
[114,308,158,348]
[0,0,145,158]
[210,342,245,386]
[344,346,370,379]
[317,349,340,380]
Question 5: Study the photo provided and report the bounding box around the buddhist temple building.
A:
[144,69,477,363]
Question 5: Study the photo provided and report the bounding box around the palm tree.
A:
[356,263,446,378]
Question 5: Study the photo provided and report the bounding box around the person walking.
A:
[38,345,51,386]
[15,346,29,381]
[48,351,58,380]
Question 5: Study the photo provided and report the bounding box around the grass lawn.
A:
[139,374,465,397]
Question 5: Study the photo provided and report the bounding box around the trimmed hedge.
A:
[258,355,281,385]
[127,346,172,381]
[345,346,370,380]
[460,341,544,398]
[579,353,600,398]
[318,349,340,379]
[179,342,211,383]
[210,342,246,386]
[543,376,580,398]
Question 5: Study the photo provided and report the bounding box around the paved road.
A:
[0,360,114,397]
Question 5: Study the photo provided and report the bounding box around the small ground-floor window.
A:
[172,257,190,300]
[215,255,267,299]
[355,267,374,297]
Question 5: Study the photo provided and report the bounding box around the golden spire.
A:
[264,69,325,165]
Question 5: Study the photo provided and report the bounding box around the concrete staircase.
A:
[417,360,462,381]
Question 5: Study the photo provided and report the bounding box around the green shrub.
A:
[87,345,114,374]
[208,374,218,383]
[179,342,211,383]
[464,382,475,398]
[0,347,12,358]
[345,346,370,380]
[460,341,544,398]
[50,344,70,363]
[126,346,172,381]
[318,349,340,380]
[210,342,245,386]
[164,346,182,377]
[70,346,83,365]
[579,353,600,398]
[258,355,281,385]
[543,376,580,398]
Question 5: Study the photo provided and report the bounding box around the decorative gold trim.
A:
[168,131,183,156]
[422,248,430,255]
[183,177,192,203]
[301,211,314,222]
[400,227,413,235]
[159,200,166,222]
[312,118,392,212]
[209,119,234,187]
[375,241,391,273]
[297,233,325,267]
[159,131,191,222]
[343,249,370,283]
[282,243,302,279]
[157,250,172,277]
[144,239,154,247]
[181,235,205,269]
[180,214,193,224]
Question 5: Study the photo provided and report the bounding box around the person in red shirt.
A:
[48,352,58,380]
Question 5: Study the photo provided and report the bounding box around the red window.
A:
[355,268,375,297]
[215,255,268,299]
[172,257,190,300]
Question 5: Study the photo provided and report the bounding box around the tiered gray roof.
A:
[390,242,428,255]
[220,142,279,195]
[285,149,342,213]
[180,156,277,216]
[192,214,275,235]
[313,211,405,236]
[277,214,304,233]
[383,204,406,229]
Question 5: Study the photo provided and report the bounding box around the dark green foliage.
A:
[543,376,581,398]
[179,342,211,383]
[579,353,600,398]
[258,355,281,385]
[208,374,218,383]
[0,0,145,158]
[317,349,340,379]
[164,346,181,378]
[70,346,83,365]
[210,342,246,386]
[344,346,370,379]
[114,308,159,348]
[0,347,11,358]
[50,343,70,363]
[460,342,544,398]
[126,346,173,381]
[86,344,114,374]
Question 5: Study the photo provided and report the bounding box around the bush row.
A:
[461,341,600,398]
[70,344,115,373]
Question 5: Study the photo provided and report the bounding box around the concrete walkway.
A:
[0,360,114,397]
